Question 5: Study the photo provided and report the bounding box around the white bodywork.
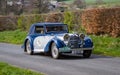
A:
[33,33,71,52]
[33,36,54,52]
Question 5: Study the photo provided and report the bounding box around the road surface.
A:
[0,43,120,75]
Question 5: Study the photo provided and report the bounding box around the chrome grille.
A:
[68,35,80,48]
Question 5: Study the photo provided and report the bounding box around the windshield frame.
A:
[45,24,68,34]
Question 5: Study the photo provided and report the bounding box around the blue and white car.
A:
[22,22,93,59]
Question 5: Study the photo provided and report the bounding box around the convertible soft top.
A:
[28,22,66,35]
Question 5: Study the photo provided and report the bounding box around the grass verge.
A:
[0,30,120,57]
[0,62,43,75]
[62,0,120,4]
[0,30,27,44]
[91,35,120,57]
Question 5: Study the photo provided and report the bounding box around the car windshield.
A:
[46,25,68,33]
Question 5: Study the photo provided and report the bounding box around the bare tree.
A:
[34,0,50,14]
[0,0,2,14]
[6,0,24,15]
[0,0,50,15]
[18,0,24,15]
[0,0,7,15]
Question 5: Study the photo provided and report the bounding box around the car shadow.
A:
[33,53,112,60]
[90,54,113,59]
[59,54,113,60]
[60,55,83,60]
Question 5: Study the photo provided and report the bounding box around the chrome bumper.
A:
[59,46,94,53]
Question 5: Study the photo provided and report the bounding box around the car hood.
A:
[55,33,72,41]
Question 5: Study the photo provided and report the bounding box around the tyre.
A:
[26,40,33,55]
[51,43,60,59]
[83,50,92,58]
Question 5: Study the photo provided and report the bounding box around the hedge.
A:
[82,7,120,37]
[0,11,82,32]
[0,16,18,31]
[0,7,120,37]
[17,14,47,30]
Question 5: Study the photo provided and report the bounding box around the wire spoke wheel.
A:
[51,43,60,59]
[26,40,33,55]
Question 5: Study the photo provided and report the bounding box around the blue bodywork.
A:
[22,22,93,53]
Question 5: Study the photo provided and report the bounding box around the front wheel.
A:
[26,40,33,55]
[83,50,92,58]
[51,43,60,59]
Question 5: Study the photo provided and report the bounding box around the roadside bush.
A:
[0,7,120,37]
[63,11,74,31]
[17,16,26,30]
[72,11,85,33]
[17,14,46,31]
[45,13,63,22]
[82,7,120,37]
[0,11,85,32]
[63,11,84,33]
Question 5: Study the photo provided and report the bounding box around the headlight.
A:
[64,34,70,41]
[79,33,85,39]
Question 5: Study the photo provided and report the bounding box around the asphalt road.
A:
[0,43,120,75]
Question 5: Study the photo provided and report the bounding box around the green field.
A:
[0,62,43,75]
[0,30,120,57]
[62,0,120,5]
[86,0,120,4]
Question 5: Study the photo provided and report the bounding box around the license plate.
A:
[72,50,83,54]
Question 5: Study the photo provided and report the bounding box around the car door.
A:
[33,25,46,52]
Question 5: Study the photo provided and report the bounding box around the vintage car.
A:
[22,22,93,59]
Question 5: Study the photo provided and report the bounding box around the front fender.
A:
[84,36,93,48]
[44,37,66,52]
[23,36,34,51]
[53,38,66,48]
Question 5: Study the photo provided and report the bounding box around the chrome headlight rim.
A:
[79,33,85,39]
[64,33,70,41]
